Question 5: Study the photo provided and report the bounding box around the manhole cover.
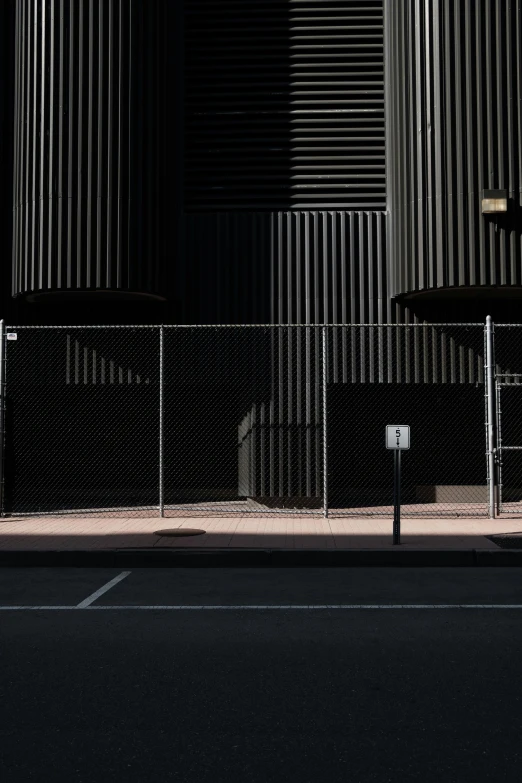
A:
[154,528,206,537]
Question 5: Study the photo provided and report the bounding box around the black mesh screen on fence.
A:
[1,324,490,518]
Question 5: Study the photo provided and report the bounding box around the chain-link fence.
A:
[2,327,160,516]
[326,325,487,516]
[0,323,494,518]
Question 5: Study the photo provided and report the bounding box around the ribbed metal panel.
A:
[183,211,388,323]
[1,2,15,314]
[185,0,385,211]
[386,0,522,301]
[12,0,170,301]
[271,210,388,323]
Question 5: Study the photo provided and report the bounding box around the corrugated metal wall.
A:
[1,2,15,316]
[11,0,171,301]
[270,211,388,324]
[386,0,522,300]
[5,0,522,326]
[182,210,388,324]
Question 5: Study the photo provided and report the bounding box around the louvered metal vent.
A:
[185,0,385,211]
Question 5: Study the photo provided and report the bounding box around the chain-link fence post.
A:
[496,375,503,514]
[0,320,5,516]
[322,325,328,518]
[485,316,496,519]
[159,325,165,518]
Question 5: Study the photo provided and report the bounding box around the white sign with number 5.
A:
[386,425,410,450]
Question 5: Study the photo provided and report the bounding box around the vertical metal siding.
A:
[183,211,388,325]
[0,2,15,315]
[386,0,522,299]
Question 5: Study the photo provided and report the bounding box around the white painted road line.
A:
[76,571,131,608]
[1,603,522,610]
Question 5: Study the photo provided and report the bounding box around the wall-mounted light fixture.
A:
[482,189,508,213]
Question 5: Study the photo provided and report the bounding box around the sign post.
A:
[386,426,410,545]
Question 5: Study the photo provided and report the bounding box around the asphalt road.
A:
[1,567,522,782]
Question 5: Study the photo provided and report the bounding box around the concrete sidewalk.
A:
[0,513,521,551]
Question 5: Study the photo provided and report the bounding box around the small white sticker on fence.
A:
[6,333,17,341]
[386,425,410,450]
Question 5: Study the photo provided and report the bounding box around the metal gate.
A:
[496,374,522,513]
[493,324,522,515]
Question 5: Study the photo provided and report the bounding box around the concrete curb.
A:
[1,548,522,567]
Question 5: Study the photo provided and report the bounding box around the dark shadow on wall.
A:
[183,1,293,214]
[400,295,522,325]
[178,0,294,324]
[395,203,522,325]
